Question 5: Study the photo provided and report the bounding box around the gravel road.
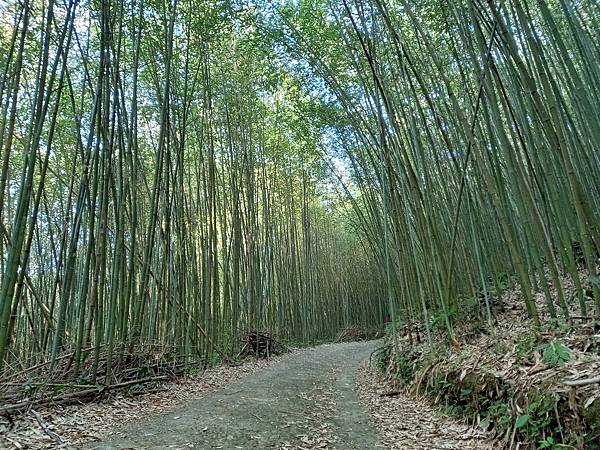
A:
[86,341,379,449]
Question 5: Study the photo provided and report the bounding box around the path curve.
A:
[87,341,379,449]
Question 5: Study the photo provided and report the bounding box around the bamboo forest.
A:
[0,0,599,449]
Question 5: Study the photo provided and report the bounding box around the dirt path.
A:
[2,341,496,449]
[86,341,379,449]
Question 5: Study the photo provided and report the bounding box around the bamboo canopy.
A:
[0,0,598,381]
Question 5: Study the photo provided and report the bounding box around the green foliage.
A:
[483,400,513,432]
[431,305,458,332]
[430,296,490,335]
[520,396,555,440]
[515,414,529,429]
[459,387,473,402]
[431,372,453,394]
[52,384,66,395]
[538,436,556,449]
[492,273,510,292]
[394,353,415,384]
[542,341,571,368]
[375,347,389,374]
[0,4,599,444]
[0,0,392,381]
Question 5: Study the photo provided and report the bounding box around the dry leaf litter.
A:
[1,355,284,449]
[356,365,496,449]
[373,267,600,449]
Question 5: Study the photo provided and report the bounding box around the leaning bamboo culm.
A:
[276,0,599,342]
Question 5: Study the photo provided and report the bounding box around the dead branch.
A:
[563,376,600,387]
[0,375,168,416]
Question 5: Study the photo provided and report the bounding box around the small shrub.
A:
[541,341,571,367]
[484,400,513,432]
[395,353,415,384]
[538,436,556,449]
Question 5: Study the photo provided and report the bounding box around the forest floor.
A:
[373,268,600,449]
[0,340,497,449]
[356,366,494,450]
